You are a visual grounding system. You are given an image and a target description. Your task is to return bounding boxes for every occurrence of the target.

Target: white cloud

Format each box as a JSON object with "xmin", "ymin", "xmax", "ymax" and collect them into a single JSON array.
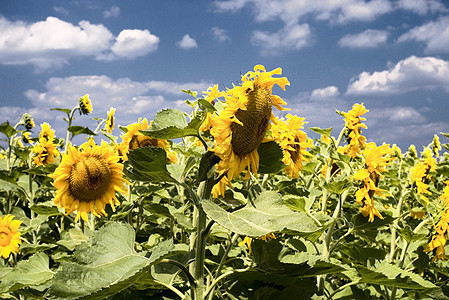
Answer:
[
  {"xmin": 251, "ymin": 23, "xmax": 312, "ymax": 55},
  {"xmin": 396, "ymin": 0, "xmax": 447, "ymax": 15},
  {"xmin": 21, "ymin": 75, "xmax": 212, "ymax": 138},
  {"xmin": 53, "ymin": 6, "xmax": 69, "ymax": 16},
  {"xmin": 110, "ymin": 29, "xmax": 159, "ymax": 59},
  {"xmin": 177, "ymin": 34, "xmax": 198, "ymax": 49},
  {"xmin": 310, "ymin": 86, "xmax": 340, "ymax": 100},
  {"xmin": 398, "ymin": 16, "xmax": 449, "ymax": 54},
  {"xmin": 103, "ymin": 6, "xmax": 121, "ymax": 18},
  {"xmin": 347, "ymin": 56, "xmax": 449, "ymax": 95},
  {"xmin": 338, "ymin": 29, "xmax": 389, "ymax": 48},
  {"xmin": 212, "ymin": 27, "xmax": 230, "ymax": 42},
  {"xmin": 214, "ymin": 0, "xmax": 393, "ymax": 25},
  {"xmin": 0, "ymin": 16, "xmax": 160, "ymax": 71}
]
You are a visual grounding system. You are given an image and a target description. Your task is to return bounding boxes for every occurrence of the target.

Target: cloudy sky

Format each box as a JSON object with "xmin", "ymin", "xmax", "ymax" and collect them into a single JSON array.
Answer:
[{"xmin": 1, "ymin": 0, "xmax": 449, "ymax": 150}]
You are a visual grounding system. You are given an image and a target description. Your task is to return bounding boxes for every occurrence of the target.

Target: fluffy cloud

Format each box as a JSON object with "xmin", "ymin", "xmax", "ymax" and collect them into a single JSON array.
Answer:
[
  {"xmin": 103, "ymin": 6, "xmax": 121, "ymax": 18},
  {"xmin": 310, "ymin": 86, "xmax": 340, "ymax": 100},
  {"xmin": 338, "ymin": 29, "xmax": 389, "ymax": 48},
  {"xmin": 214, "ymin": 0, "xmax": 393, "ymax": 25},
  {"xmin": 20, "ymin": 75, "xmax": 212, "ymax": 138},
  {"xmin": 347, "ymin": 56, "xmax": 449, "ymax": 95},
  {"xmin": 251, "ymin": 23, "xmax": 312, "ymax": 55},
  {"xmin": 212, "ymin": 27, "xmax": 230, "ymax": 42},
  {"xmin": 0, "ymin": 16, "xmax": 160, "ymax": 71},
  {"xmin": 396, "ymin": 0, "xmax": 447, "ymax": 15},
  {"xmin": 110, "ymin": 29, "xmax": 159, "ymax": 59},
  {"xmin": 177, "ymin": 34, "xmax": 198, "ymax": 49},
  {"xmin": 398, "ymin": 16, "xmax": 449, "ymax": 54}
]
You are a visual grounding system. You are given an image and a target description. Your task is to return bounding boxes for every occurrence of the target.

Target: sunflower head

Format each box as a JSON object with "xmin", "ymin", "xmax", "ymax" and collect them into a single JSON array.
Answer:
[
  {"xmin": 105, "ymin": 107, "xmax": 116, "ymax": 133},
  {"xmin": 0, "ymin": 214, "xmax": 22, "ymax": 259},
  {"xmin": 120, "ymin": 118, "xmax": 176, "ymax": 163},
  {"xmin": 210, "ymin": 65, "xmax": 290, "ymax": 196},
  {"xmin": 32, "ymin": 137, "xmax": 59, "ymax": 166},
  {"xmin": 21, "ymin": 113, "xmax": 35, "ymax": 131},
  {"xmin": 21, "ymin": 131, "xmax": 32, "ymax": 144},
  {"xmin": 39, "ymin": 122, "xmax": 55, "ymax": 141},
  {"xmin": 79, "ymin": 94, "xmax": 93, "ymax": 115},
  {"xmin": 50, "ymin": 139, "xmax": 128, "ymax": 222}
]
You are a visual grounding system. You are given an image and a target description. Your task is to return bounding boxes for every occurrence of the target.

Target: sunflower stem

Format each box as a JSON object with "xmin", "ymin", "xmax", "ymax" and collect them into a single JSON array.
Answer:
[{"xmin": 64, "ymin": 107, "xmax": 78, "ymax": 154}]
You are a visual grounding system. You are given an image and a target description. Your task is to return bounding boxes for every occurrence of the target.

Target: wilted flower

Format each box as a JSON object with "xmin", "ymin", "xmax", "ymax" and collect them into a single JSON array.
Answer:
[
  {"xmin": 21, "ymin": 113, "xmax": 35, "ymax": 131},
  {"xmin": 105, "ymin": 107, "xmax": 115, "ymax": 133}
]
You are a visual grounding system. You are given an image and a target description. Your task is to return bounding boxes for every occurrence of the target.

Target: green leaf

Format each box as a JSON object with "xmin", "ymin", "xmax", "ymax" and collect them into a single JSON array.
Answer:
[
  {"xmin": 352, "ymin": 213, "xmax": 394, "ymax": 231},
  {"xmin": 140, "ymin": 109, "xmax": 200, "ymax": 139},
  {"xmin": 124, "ymin": 147, "xmax": 178, "ymax": 183},
  {"xmin": 46, "ymin": 223, "xmax": 150, "ymax": 299},
  {"xmin": 280, "ymin": 252, "xmax": 347, "ymax": 277},
  {"xmin": 440, "ymin": 132, "xmax": 449, "ymax": 139},
  {"xmin": 0, "ymin": 178, "xmax": 29, "ymax": 200},
  {"xmin": 68, "ymin": 126, "xmax": 96, "ymax": 138},
  {"xmin": 30, "ymin": 201, "xmax": 61, "ymax": 216},
  {"xmin": 197, "ymin": 99, "xmax": 217, "ymax": 112},
  {"xmin": 322, "ymin": 178, "xmax": 351, "ymax": 194},
  {"xmin": 202, "ymin": 191, "xmax": 325, "ymax": 237},
  {"xmin": 50, "ymin": 108, "xmax": 72, "ymax": 115},
  {"xmin": 181, "ymin": 89, "xmax": 197, "ymax": 98},
  {"xmin": 258, "ymin": 141, "xmax": 285, "ymax": 174},
  {"xmin": 356, "ymin": 261, "xmax": 437, "ymax": 290},
  {"xmin": 0, "ymin": 253, "xmax": 54, "ymax": 293},
  {"xmin": 197, "ymin": 151, "xmax": 220, "ymax": 182},
  {"xmin": 309, "ymin": 127, "xmax": 333, "ymax": 137},
  {"xmin": 0, "ymin": 121, "xmax": 17, "ymax": 138},
  {"xmin": 283, "ymin": 195, "xmax": 306, "ymax": 212}
]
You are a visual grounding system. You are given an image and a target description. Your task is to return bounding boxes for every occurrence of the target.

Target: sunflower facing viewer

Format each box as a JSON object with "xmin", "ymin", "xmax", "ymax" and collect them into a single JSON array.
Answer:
[
  {"xmin": 50, "ymin": 139, "xmax": 128, "ymax": 222},
  {"xmin": 210, "ymin": 65, "xmax": 289, "ymax": 197}
]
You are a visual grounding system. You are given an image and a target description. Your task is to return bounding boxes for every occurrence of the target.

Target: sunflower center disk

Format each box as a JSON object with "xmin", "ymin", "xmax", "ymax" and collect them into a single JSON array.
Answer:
[
  {"xmin": 0, "ymin": 228, "xmax": 12, "ymax": 246},
  {"xmin": 69, "ymin": 156, "xmax": 112, "ymax": 202},
  {"xmin": 129, "ymin": 135, "xmax": 158, "ymax": 150},
  {"xmin": 230, "ymin": 87, "xmax": 272, "ymax": 157}
]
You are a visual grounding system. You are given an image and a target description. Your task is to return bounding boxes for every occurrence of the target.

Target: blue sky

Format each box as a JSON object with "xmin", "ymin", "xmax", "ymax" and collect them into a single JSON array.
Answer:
[{"xmin": 1, "ymin": 0, "xmax": 449, "ymax": 150}]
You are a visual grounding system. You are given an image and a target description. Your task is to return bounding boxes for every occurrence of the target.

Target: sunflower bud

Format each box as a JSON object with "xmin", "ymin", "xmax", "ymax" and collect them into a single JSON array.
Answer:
[{"xmin": 21, "ymin": 113, "xmax": 35, "ymax": 131}]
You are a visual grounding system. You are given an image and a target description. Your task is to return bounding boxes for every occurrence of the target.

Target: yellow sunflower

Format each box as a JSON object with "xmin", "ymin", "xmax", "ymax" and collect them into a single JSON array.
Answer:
[
  {"xmin": 50, "ymin": 139, "xmax": 128, "ymax": 222},
  {"xmin": 0, "ymin": 214, "xmax": 22, "ymax": 259},
  {"xmin": 105, "ymin": 107, "xmax": 116, "ymax": 133},
  {"xmin": 210, "ymin": 65, "xmax": 289, "ymax": 197},
  {"xmin": 39, "ymin": 122, "xmax": 55, "ymax": 141},
  {"xmin": 79, "ymin": 94, "xmax": 93, "ymax": 115},
  {"xmin": 120, "ymin": 118, "xmax": 177, "ymax": 163},
  {"xmin": 342, "ymin": 103, "xmax": 368, "ymax": 158},
  {"xmin": 32, "ymin": 137, "xmax": 59, "ymax": 166},
  {"xmin": 271, "ymin": 114, "xmax": 313, "ymax": 178}
]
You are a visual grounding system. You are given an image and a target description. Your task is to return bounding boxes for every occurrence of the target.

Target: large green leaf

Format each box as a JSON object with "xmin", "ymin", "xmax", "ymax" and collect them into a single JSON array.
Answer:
[
  {"xmin": 257, "ymin": 141, "xmax": 285, "ymax": 174},
  {"xmin": 46, "ymin": 223, "xmax": 150, "ymax": 299},
  {"xmin": 202, "ymin": 191, "xmax": 326, "ymax": 237},
  {"xmin": 140, "ymin": 108, "xmax": 200, "ymax": 139},
  {"xmin": 356, "ymin": 261, "xmax": 437, "ymax": 290},
  {"xmin": 68, "ymin": 126, "xmax": 96, "ymax": 138},
  {"xmin": 0, "ymin": 253, "xmax": 54, "ymax": 293},
  {"xmin": 124, "ymin": 147, "xmax": 178, "ymax": 183},
  {"xmin": 0, "ymin": 121, "xmax": 17, "ymax": 138}
]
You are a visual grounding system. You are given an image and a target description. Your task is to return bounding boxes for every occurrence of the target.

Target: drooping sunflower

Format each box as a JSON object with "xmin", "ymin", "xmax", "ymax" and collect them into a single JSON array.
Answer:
[
  {"xmin": 271, "ymin": 114, "xmax": 313, "ymax": 178},
  {"xmin": 353, "ymin": 142, "xmax": 395, "ymax": 222},
  {"xmin": 0, "ymin": 214, "xmax": 22, "ymax": 259},
  {"xmin": 105, "ymin": 107, "xmax": 116, "ymax": 133},
  {"xmin": 210, "ymin": 65, "xmax": 289, "ymax": 197},
  {"xmin": 342, "ymin": 103, "xmax": 368, "ymax": 158},
  {"xmin": 50, "ymin": 139, "xmax": 128, "ymax": 222},
  {"xmin": 21, "ymin": 112, "xmax": 35, "ymax": 131},
  {"xmin": 120, "ymin": 118, "xmax": 177, "ymax": 163},
  {"xmin": 32, "ymin": 137, "xmax": 59, "ymax": 166},
  {"xmin": 79, "ymin": 94, "xmax": 93, "ymax": 115},
  {"xmin": 410, "ymin": 147, "xmax": 436, "ymax": 202}
]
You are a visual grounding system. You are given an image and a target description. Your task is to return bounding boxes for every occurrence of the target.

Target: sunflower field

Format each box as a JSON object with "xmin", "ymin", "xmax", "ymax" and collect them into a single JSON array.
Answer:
[{"xmin": 1, "ymin": 65, "xmax": 449, "ymax": 299}]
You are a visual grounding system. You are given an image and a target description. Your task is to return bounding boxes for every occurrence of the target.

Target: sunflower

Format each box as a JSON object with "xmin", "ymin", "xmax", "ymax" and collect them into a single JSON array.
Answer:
[
  {"xmin": 271, "ymin": 114, "xmax": 313, "ymax": 178},
  {"xmin": 120, "ymin": 118, "xmax": 177, "ymax": 163},
  {"xmin": 199, "ymin": 84, "xmax": 225, "ymax": 132},
  {"xmin": 79, "ymin": 94, "xmax": 93, "ymax": 115},
  {"xmin": 105, "ymin": 107, "xmax": 116, "ymax": 133},
  {"xmin": 410, "ymin": 147, "xmax": 436, "ymax": 202},
  {"xmin": 32, "ymin": 137, "xmax": 59, "ymax": 166},
  {"xmin": 342, "ymin": 103, "xmax": 368, "ymax": 158},
  {"xmin": 39, "ymin": 122, "xmax": 55, "ymax": 141},
  {"xmin": 50, "ymin": 139, "xmax": 128, "ymax": 222},
  {"xmin": 210, "ymin": 65, "xmax": 289, "ymax": 197},
  {"xmin": 238, "ymin": 233, "xmax": 276, "ymax": 254},
  {"xmin": 21, "ymin": 131, "xmax": 32, "ymax": 144},
  {"xmin": 0, "ymin": 214, "xmax": 22, "ymax": 259},
  {"xmin": 21, "ymin": 112, "xmax": 35, "ymax": 131},
  {"xmin": 353, "ymin": 142, "xmax": 395, "ymax": 222}
]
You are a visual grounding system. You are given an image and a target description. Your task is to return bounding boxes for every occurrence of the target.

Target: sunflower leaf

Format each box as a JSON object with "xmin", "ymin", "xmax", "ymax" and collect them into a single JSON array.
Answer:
[
  {"xmin": 67, "ymin": 126, "xmax": 96, "ymax": 138},
  {"xmin": 124, "ymin": 147, "xmax": 178, "ymax": 183},
  {"xmin": 202, "ymin": 191, "xmax": 328, "ymax": 238},
  {"xmin": 46, "ymin": 223, "xmax": 150, "ymax": 299},
  {"xmin": 0, "ymin": 253, "xmax": 54, "ymax": 293},
  {"xmin": 0, "ymin": 121, "xmax": 17, "ymax": 138},
  {"xmin": 309, "ymin": 127, "xmax": 333, "ymax": 137},
  {"xmin": 258, "ymin": 141, "xmax": 285, "ymax": 174}
]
